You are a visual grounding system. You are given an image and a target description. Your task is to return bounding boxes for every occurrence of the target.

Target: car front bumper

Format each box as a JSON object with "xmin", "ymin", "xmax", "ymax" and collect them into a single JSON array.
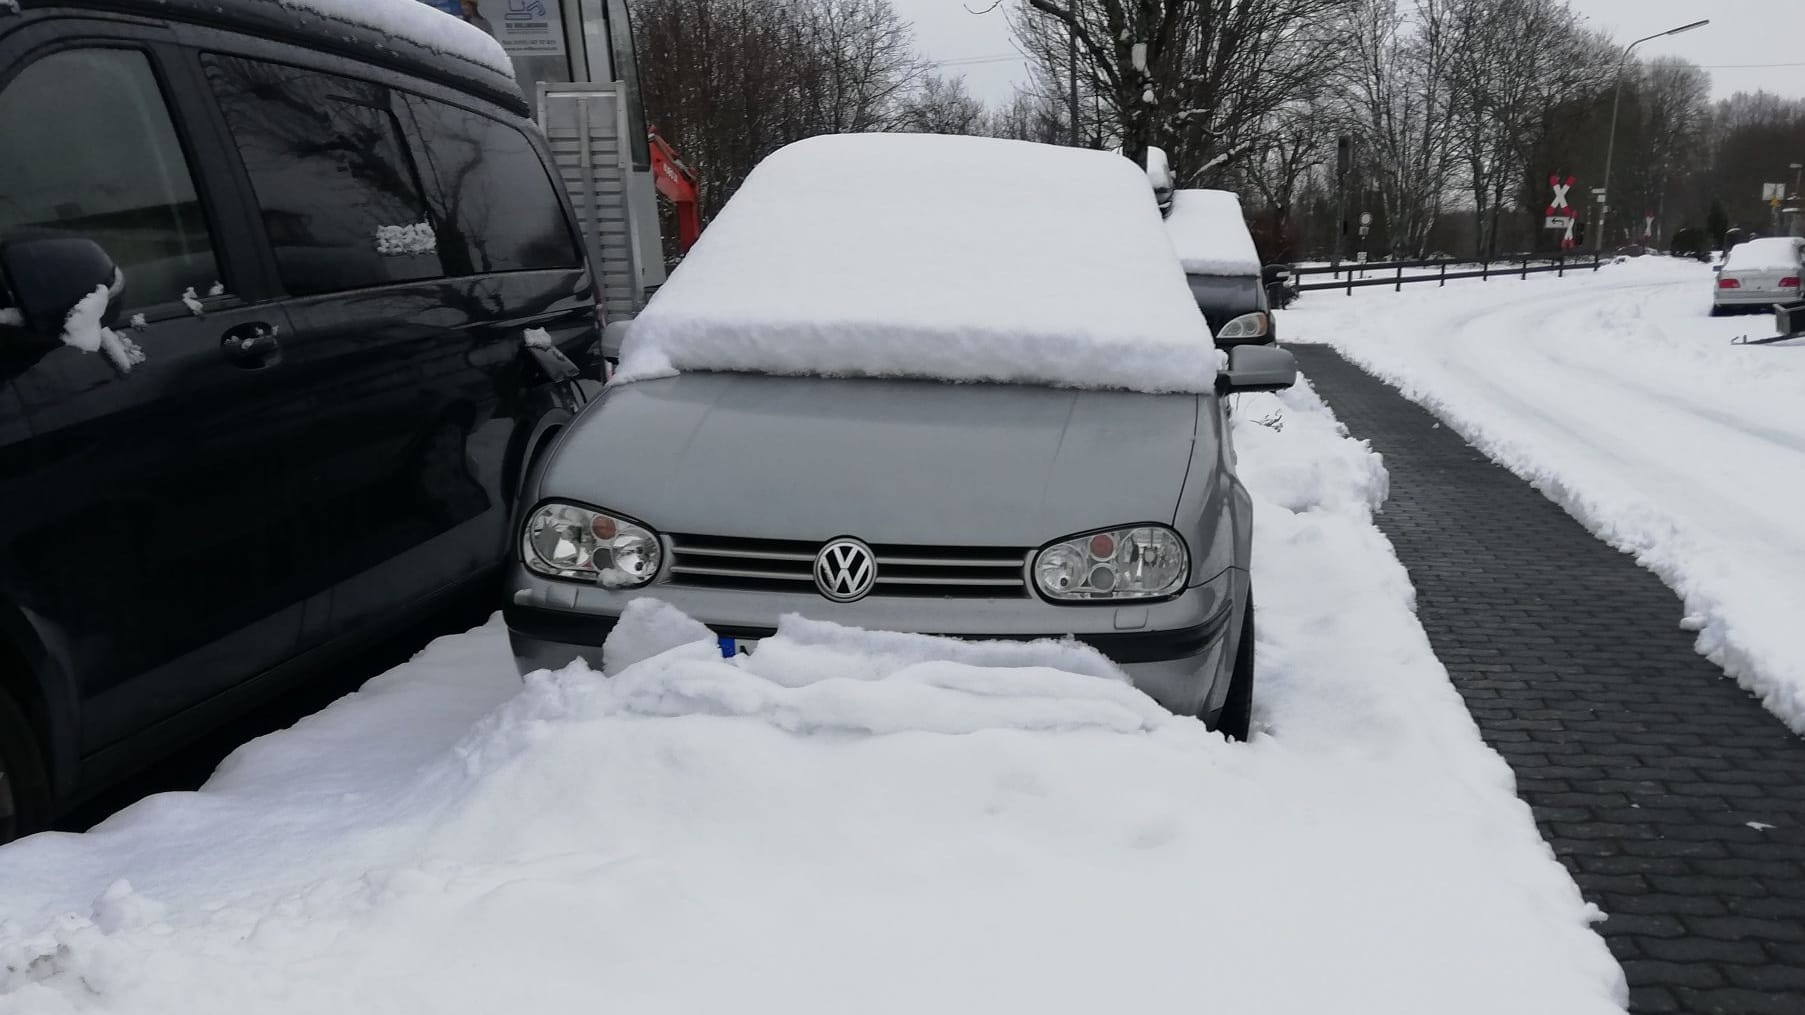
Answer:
[{"xmin": 503, "ymin": 567, "xmax": 1245, "ymax": 719}]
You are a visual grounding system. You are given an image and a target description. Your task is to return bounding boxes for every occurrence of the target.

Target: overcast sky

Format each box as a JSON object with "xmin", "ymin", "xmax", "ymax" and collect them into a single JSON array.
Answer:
[{"xmin": 891, "ymin": 0, "xmax": 1805, "ymax": 107}]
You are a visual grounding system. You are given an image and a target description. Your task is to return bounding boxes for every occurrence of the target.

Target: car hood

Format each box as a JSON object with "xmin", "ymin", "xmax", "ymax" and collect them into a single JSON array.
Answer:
[{"xmin": 543, "ymin": 373, "xmax": 1205, "ymax": 546}]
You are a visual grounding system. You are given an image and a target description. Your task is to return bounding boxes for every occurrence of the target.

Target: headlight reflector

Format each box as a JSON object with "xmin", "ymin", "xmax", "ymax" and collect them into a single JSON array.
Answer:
[
  {"xmin": 1033, "ymin": 526, "xmax": 1187, "ymax": 601},
  {"xmin": 1216, "ymin": 311, "xmax": 1270, "ymax": 342},
  {"xmin": 524, "ymin": 503, "xmax": 661, "ymax": 586}
]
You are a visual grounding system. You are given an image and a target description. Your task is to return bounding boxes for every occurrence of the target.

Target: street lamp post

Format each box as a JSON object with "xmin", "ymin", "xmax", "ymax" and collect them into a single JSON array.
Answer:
[{"xmin": 1597, "ymin": 19, "xmax": 1709, "ymax": 253}]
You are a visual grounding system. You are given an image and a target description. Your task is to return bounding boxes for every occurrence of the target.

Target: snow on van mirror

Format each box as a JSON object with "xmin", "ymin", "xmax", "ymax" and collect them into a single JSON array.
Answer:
[
  {"xmin": 613, "ymin": 134, "xmax": 1218, "ymax": 395},
  {"xmin": 1164, "ymin": 190, "xmax": 1262, "ymax": 277}
]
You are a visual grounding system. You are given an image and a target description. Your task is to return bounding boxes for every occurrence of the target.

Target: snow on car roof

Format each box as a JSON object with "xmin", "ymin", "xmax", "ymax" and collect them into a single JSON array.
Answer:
[
  {"xmin": 1722, "ymin": 236, "xmax": 1805, "ymax": 271},
  {"xmin": 1164, "ymin": 189, "xmax": 1262, "ymax": 277},
  {"xmin": 275, "ymin": 0, "xmax": 512, "ymax": 79},
  {"xmin": 615, "ymin": 133, "xmax": 1218, "ymax": 395}
]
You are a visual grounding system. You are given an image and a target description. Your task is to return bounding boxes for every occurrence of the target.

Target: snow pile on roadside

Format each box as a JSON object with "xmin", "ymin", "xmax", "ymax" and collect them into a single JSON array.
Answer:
[
  {"xmin": 0, "ymin": 386, "xmax": 1623, "ymax": 1015},
  {"xmin": 273, "ymin": 0, "xmax": 511, "ymax": 78},
  {"xmin": 1284, "ymin": 255, "xmax": 1805, "ymax": 732},
  {"xmin": 1164, "ymin": 189, "xmax": 1262, "ymax": 276},
  {"xmin": 617, "ymin": 134, "xmax": 1218, "ymax": 394}
]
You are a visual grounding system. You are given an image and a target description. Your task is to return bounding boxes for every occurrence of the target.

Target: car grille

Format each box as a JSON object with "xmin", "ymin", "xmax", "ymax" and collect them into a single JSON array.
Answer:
[{"xmin": 665, "ymin": 534, "xmax": 1032, "ymax": 599}]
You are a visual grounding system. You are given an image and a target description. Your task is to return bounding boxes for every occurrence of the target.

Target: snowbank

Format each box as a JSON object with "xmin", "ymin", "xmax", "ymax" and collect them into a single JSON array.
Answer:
[
  {"xmin": 1287, "ymin": 255, "xmax": 1805, "ymax": 733},
  {"xmin": 615, "ymin": 134, "xmax": 1217, "ymax": 394},
  {"xmin": 274, "ymin": 0, "xmax": 512, "ymax": 79},
  {"xmin": 1164, "ymin": 189, "xmax": 1262, "ymax": 276},
  {"xmin": 1722, "ymin": 236, "xmax": 1803, "ymax": 271},
  {"xmin": 0, "ymin": 386, "xmax": 1624, "ymax": 1015}
]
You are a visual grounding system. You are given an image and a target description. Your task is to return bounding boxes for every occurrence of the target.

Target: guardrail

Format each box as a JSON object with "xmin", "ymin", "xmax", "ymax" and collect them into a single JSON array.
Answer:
[{"xmin": 1293, "ymin": 254, "xmax": 1604, "ymax": 295}]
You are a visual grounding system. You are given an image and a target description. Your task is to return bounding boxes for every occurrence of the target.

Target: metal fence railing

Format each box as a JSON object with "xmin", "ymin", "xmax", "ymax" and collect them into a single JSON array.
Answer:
[{"xmin": 1292, "ymin": 253, "xmax": 1604, "ymax": 295}]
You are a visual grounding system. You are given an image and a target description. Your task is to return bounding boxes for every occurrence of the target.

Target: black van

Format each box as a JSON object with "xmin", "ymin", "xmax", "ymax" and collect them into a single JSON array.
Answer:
[{"xmin": 0, "ymin": 0, "xmax": 602, "ymax": 841}]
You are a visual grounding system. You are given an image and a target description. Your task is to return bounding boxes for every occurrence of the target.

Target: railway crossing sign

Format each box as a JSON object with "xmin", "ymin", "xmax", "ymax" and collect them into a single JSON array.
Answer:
[
  {"xmin": 1545, "ymin": 175, "xmax": 1577, "ymax": 231},
  {"xmin": 1545, "ymin": 175, "xmax": 1578, "ymax": 247}
]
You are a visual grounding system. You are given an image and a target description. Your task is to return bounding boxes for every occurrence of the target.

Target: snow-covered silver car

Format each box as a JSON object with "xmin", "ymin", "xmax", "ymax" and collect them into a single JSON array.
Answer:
[
  {"xmin": 1713, "ymin": 236, "xmax": 1804, "ymax": 314},
  {"xmin": 504, "ymin": 135, "xmax": 1297, "ymax": 737}
]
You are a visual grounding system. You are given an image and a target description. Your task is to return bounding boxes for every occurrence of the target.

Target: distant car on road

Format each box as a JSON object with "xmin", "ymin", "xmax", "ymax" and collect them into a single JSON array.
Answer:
[
  {"xmin": 1712, "ymin": 236, "xmax": 1805, "ymax": 315},
  {"xmin": 506, "ymin": 134, "xmax": 1298, "ymax": 739},
  {"xmin": 1164, "ymin": 190, "xmax": 1277, "ymax": 346},
  {"xmin": 0, "ymin": 0, "xmax": 601, "ymax": 843}
]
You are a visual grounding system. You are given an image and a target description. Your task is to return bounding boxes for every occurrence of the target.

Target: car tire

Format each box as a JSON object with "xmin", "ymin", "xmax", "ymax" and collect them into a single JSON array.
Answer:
[
  {"xmin": 1709, "ymin": 304, "xmax": 1726, "ymax": 317},
  {"xmin": 1213, "ymin": 597, "xmax": 1255, "ymax": 741},
  {"xmin": 0, "ymin": 688, "xmax": 51, "ymax": 845}
]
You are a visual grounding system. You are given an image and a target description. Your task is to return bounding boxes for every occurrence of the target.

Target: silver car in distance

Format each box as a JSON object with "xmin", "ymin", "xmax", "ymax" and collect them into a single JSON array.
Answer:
[{"xmin": 504, "ymin": 135, "xmax": 1299, "ymax": 738}]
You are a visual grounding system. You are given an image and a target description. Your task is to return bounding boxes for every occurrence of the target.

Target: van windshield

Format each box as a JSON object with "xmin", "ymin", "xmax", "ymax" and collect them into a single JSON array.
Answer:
[{"xmin": 1188, "ymin": 272, "xmax": 1261, "ymax": 310}]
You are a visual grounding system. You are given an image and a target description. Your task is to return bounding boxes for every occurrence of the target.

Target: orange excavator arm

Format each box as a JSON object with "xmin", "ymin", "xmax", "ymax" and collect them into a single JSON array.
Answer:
[{"xmin": 649, "ymin": 128, "xmax": 701, "ymax": 253}]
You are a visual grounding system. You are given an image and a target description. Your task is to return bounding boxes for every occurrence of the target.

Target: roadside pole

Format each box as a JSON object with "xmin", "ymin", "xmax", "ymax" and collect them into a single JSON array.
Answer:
[{"xmin": 1333, "ymin": 135, "xmax": 1350, "ymax": 275}]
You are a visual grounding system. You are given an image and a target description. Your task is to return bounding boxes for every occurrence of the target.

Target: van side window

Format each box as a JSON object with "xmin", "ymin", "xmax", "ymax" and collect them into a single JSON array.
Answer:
[
  {"xmin": 202, "ymin": 55, "xmax": 443, "ymax": 296},
  {"xmin": 0, "ymin": 49, "xmax": 220, "ymax": 312},
  {"xmin": 398, "ymin": 96, "xmax": 583, "ymax": 275}
]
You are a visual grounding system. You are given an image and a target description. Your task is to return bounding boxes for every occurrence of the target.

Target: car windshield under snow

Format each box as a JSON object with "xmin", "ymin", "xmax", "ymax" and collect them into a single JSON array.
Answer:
[
  {"xmin": 613, "ymin": 133, "xmax": 1218, "ymax": 395},
  {"xmin": 1722, "ymin": 237, "xmax": 1804, "ymax": 272},
  {"xmin": 1164, "ymin": 189, "xmax": 1262, "ymax": 278}
]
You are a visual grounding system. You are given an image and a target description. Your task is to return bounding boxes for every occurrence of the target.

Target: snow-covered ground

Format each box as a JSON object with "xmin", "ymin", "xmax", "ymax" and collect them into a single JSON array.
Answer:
[
  {"xmin": 1282, "ymin": 255, "xmax": 1805, "ymax": 733},
  {"xmin": 0, "ymin": 386, "xmax": 1624, "ymax": 1014}
]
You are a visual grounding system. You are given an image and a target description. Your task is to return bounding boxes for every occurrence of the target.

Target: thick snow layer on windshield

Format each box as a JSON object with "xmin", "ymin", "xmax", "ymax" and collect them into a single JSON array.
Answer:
[
  {"xmin": 1290, "ymin": 255, "xmax": 1805, "ymax": 733},
  {"xmin": 273, "ymin": 0, "xmax": 511, "ymax": 78},
  {"xmin": 1165, "ymin": 189, "xmax": 1262, "ymax": 277},
  {"xmin": 0, "ymin": 385, "xmax": 1624, "ymax": 1015},
  {"xmin": 1722, "ymin": 236, "xmax": 1804, "ymax": 272},
  {"xmin": 616, "ymin": 134, "xmax": 1218, "ymax": 394}
]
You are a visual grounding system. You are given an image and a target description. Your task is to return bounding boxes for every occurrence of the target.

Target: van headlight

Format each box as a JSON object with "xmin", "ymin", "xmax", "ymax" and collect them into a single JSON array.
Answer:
[
  {"xmin": 1033, "ymin": 526, "xmax": 1188, "ymax": 601},
  {"xmin": 1216, "ymin": 312, "xmax": 1270, "ymax": 342},
  {"xmin": 523, "ymin": 502, "xmax": 661, "ymax": 587}
]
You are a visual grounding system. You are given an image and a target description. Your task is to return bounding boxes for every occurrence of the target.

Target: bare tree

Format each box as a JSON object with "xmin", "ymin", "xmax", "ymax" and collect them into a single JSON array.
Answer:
[
  {"xmin": 790, "ymin": 0, "xmax": 925, "ymax": 134},
  {"xmin": 635, "ymin": 0, "xmax": 923, "ymax": 218},
  {"xmin": 984, "ymin": 87, "xmax": 1070, "ymax": 144},
  {"xmin": 1336, "ymin": 0, "xmax": 1461, "ymax": 256},
  {"xmin": 896, "ymin": 74, "xmax": 988, "ymax": 135},
  {"xmin": 1444, "ymin": 0, "xmax": 1612, "ymax": 256},
  {"xmin": 1164, "ymin": 0, "xmax": 1354, "ymax": 186},
  {"xmin": 1014, "ymin": 0, "xmax": 1353, "ymax": 181},
  {"xmin": 1016, "ymin": 0, "xmax": 1187, "ymax": 167},
  {"xmin": 1616, "ymin": 56, "xmax": 1711, "ymax": 242}
]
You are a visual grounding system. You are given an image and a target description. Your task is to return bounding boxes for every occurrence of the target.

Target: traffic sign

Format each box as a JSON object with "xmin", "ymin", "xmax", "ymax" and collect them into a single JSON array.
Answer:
[{"xmin": 1547, "ymin": 175, "xmax": 1575, "ymax": 214}]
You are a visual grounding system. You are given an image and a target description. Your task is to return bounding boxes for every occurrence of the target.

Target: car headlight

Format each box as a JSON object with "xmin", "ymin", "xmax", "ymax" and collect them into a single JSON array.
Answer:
[
  {"xmin": 523, "ymin": 502, "xmax": 661, "ymax": 587},
  {"xmin": 1216, "ymin": 312, "xmax": 1270, "ymax": 342},
  {"xmin": 1033, "ymin": 526, "xmax": 1188, "ymax": 601}
]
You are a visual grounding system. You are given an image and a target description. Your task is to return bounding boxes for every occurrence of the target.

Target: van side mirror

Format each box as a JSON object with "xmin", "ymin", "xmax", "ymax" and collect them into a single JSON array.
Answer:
[
  {"xmin": 1220, "ymin": 344, "xmax": 1298, "ymax": 394},
  {"xmin": 0, "ymin": 237, "xmax": 121, "ymax": 336}
]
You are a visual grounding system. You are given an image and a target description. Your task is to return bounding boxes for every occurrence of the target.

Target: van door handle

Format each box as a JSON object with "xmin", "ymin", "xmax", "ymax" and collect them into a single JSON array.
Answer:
[{"xmin": 221, "ymin": 323, "xmax": 281, "ymax": 368}]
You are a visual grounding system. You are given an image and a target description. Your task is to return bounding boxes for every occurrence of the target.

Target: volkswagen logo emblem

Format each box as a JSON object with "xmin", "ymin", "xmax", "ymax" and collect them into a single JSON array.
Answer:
[{"xmin": 814, "ymin": 537, "xmax": 877, "ymax": 602}]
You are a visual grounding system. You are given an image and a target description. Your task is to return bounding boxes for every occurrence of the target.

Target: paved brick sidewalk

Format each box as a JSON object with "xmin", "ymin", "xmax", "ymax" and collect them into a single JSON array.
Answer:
[{"xmin": 1289, "ymin": 344, "xmax": 1805, "ymax": 1015}]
